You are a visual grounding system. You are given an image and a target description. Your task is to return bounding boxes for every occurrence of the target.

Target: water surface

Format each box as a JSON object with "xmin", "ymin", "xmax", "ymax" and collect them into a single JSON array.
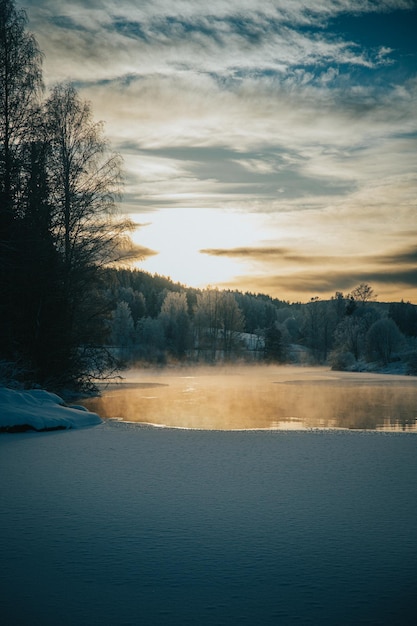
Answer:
[{"xmin": 82, "ymin": 366, "xmax": 417, "ymax": 431}]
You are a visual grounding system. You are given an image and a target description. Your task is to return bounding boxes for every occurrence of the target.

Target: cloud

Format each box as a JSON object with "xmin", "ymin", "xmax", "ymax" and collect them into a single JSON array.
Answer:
[
  {"xmin": 222, "ymin": 267, "xmax": 417, "ymax": 301},
  {"xmin": 24, "ymin": 0, "xmax": 414, "ymax": 85},
  {"xmin": 200, "ymin": 243, "xmax": 417, "ymax": 268},
  {"xmin": 82, "ymin": 69, "xmax": 416, "ymax": 219},
  {"xmin": 206, "ymin": 242, "xmax": 417, "ymax": 300},
  {"xmin": 374, "ymin": 245, "xmax": 417, "ymax": 267},
  {"xmin": 19, "ymin": 0, "xmax": 417, "ymax": 302}
]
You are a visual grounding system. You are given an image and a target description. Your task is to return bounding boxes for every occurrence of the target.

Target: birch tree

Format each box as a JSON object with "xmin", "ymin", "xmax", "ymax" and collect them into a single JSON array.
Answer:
[
  {"xmin": 45, "ymin": 83, "xmax": 134, "ymax": 289},
  {"xmin": 42, "ymin": 83, "xmax": 137, "ymax": 386}
]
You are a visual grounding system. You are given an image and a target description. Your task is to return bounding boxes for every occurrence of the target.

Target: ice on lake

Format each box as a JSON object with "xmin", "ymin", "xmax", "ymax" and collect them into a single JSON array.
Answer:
[{"xmin": 1, "ymin": 422, "xmax": 416, "ymax": 625}]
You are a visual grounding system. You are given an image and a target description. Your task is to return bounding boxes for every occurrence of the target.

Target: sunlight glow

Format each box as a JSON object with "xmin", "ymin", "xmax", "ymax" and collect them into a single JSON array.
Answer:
[{"xmin": 131, "ymin": 208, "xmax": 264, "ymax": 288}]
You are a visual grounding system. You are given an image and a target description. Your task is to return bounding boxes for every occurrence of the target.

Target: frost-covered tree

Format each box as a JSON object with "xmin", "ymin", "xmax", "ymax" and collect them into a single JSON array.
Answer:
[
  {"xmin": 118, "ymin": 287, "xmax": 146, "ymax": 324},
  {"xmin": 366, "ymin": 318, "xmax": 403, "ymax": 365},
  {"xmin": 334, "ymin": 305, "xmax": 380, "ymax": 361},
  {"xmin": 111, "ymin": 301, "xmax": 135, "ymax": 362},
  {"xmin": 136, "ymin": 317, "xmax": 165, "ymax": 363},
  {"xmin": 194, "ymin": 289, "xmax": 244, "ymax": 360},
  {"xmin": 194, "ymin": 288, "xmax": 222, "ymax": 360},
  {"xmin": 218, "ymin": 291, "xmax": 244, "ymax": 358},
  {"xmin": 159, "ymin": 291, "xmax": 191, "ymax": 358}
]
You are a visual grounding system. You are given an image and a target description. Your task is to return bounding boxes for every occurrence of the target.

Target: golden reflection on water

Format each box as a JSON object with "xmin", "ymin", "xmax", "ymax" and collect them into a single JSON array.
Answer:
[{"xmin": 81, "ymin": 366, "xmax": 417, "ymax": 431}]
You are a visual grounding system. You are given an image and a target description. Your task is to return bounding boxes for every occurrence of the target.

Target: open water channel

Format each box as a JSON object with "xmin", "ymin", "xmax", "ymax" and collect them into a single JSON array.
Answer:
[{"xmin": 82, "ymin": 365, "xmax": 417, "ymax": 431}]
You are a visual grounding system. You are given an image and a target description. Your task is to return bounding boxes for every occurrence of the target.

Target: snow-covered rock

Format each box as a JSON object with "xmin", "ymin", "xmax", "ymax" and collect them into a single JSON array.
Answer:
[{"xmin": 0, "ymin": 387, "xmax": 102, "ymax": 432}]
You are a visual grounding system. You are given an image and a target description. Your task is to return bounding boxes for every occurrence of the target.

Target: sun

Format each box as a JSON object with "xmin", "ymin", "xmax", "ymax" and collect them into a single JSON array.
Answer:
[{"xmin": 130, "ymin": 208, "xmax": 261, "ymax": 288}]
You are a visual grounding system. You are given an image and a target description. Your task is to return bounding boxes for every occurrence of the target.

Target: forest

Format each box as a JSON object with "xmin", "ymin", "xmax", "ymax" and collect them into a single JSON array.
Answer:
[
  {"xmin": 99, "ymin": 270, "xmax": 417, "ymax": 374},
  {"xmin": 1, "ymin": 0, "xmax": 416, "ymax": 393}
]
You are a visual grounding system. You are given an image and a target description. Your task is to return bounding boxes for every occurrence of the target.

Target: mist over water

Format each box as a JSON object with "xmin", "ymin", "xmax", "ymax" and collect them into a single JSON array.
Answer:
[{"xmin": 82, "ymin": 366, "xmax": 417, "ymax": 431}]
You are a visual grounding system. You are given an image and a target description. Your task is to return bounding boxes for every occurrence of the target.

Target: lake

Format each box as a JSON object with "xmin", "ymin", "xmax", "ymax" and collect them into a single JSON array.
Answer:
[
  {"xmin": 2, "ymin": 366, "xmax": 417, "ymax": 625},
  {"xmin": 81, "ymin": 366, "xmax": 417, "ymax": 431}
]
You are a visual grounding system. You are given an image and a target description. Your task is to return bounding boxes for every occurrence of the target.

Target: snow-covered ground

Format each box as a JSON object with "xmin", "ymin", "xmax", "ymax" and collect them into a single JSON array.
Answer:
[
  {"xmin": 0, "ymin": 387, "xmax": 101, "ymax": 431},
  {"xmin": 1, "ymin": 421, "xmax": 416, "ymax": 625}
]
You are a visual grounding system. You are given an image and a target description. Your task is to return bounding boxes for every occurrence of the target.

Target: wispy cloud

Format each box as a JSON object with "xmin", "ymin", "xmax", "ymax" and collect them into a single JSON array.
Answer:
[
  {"xmin": 224, "ymin": 267, "xmax": 417, "ymax": 300},
  {"xmin": 207, "ymin": 243, "xmax": 417, "ymax": 299},
  {"xmin": 201, "ymin": 244, "xmax": 417, "ymax": 268},
  {"xmin": 25, "ymin": 0, "xmax": 415, "ymax": 81}
]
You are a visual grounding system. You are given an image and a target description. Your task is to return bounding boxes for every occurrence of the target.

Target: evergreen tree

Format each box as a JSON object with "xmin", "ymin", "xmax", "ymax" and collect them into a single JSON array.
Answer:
[
  {"xmin": 0, "ymin": 0, "xmax": 43, "ymax": 365},
  {"xmin": 264, "ymin": 323, "xmax": 285, "ymax": 362},
  {"xmin": 0, "ymin": 0, "xmax": 43, "ymax": 222}
]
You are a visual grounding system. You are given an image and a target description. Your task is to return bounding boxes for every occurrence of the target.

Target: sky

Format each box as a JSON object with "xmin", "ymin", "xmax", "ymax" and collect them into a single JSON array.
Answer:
[{"xmin": 20, "ymin": 0, "xmax": 417, "ymax": 303}]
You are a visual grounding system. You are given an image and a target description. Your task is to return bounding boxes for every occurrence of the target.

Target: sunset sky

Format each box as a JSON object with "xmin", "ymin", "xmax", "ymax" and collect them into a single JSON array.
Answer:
[{"xmin": 20, "ymin": 0, "xmax": 417, "ymax": 303}]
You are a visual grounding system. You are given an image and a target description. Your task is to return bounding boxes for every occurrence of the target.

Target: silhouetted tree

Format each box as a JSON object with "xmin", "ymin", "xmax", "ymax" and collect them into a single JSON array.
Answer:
[
  {"xmin": 18, "ymin": 140, "xmax": 68, "ymax": 381},
  {"xmin": 350, "ymin": 283, "xmax": 377, "ymax": 304},
  {"xmin": 0, "ymin": 0, "xmax": 43, "ymax": 364},
  {"xmin": 41, "ymin": 83, "xmax": 137, "ymax": 385},
  {"xmin": 0, "ymin": 0, "xmax": 42, "ymax": 222}
]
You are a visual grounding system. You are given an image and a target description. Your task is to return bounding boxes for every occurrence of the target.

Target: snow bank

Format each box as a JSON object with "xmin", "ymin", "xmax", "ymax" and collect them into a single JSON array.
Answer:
[{"xmin": 0, "ymin": 387, "xmax": 102, "ymax": 432}]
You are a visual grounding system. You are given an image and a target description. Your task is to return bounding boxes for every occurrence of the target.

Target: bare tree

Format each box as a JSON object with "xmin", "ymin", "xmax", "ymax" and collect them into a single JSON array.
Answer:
[
  {"xmin": 41, "ymin": 83, "xmax": 138, "ymax": 387},
  {"xmin": 44, "ymin": 83, "xmax": 135, "ymax": 287},
  {"xmin": 350, "ymin": 283, "xmax": 377, "ymax": 304}
]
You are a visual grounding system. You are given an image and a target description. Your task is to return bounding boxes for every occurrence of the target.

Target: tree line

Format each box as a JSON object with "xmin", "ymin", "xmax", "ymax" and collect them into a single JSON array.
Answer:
[
  {"xmin": 0, "ymin": 0, "xmax": 137, "ymax": 390},
  {"xmin": 103, "ymin": 270, "xmax": 417, "ymax": 374}
]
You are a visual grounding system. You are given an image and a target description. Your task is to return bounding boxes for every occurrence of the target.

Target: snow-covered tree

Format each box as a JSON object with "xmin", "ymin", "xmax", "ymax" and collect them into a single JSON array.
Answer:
[
  {"xmin": 111, "ymin": 301, "xmax": 135, "ymax": 362},
  {"xmin": 159, "ymin": 291, "xmax": 191, "ymax": 358},
  {"xmin": 366, "ymin": 318, "xmax": 403, "ymax": 365},
  {"xmin": 194, "ymin": 289, "xmax": 244, "ymax": 360}
]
